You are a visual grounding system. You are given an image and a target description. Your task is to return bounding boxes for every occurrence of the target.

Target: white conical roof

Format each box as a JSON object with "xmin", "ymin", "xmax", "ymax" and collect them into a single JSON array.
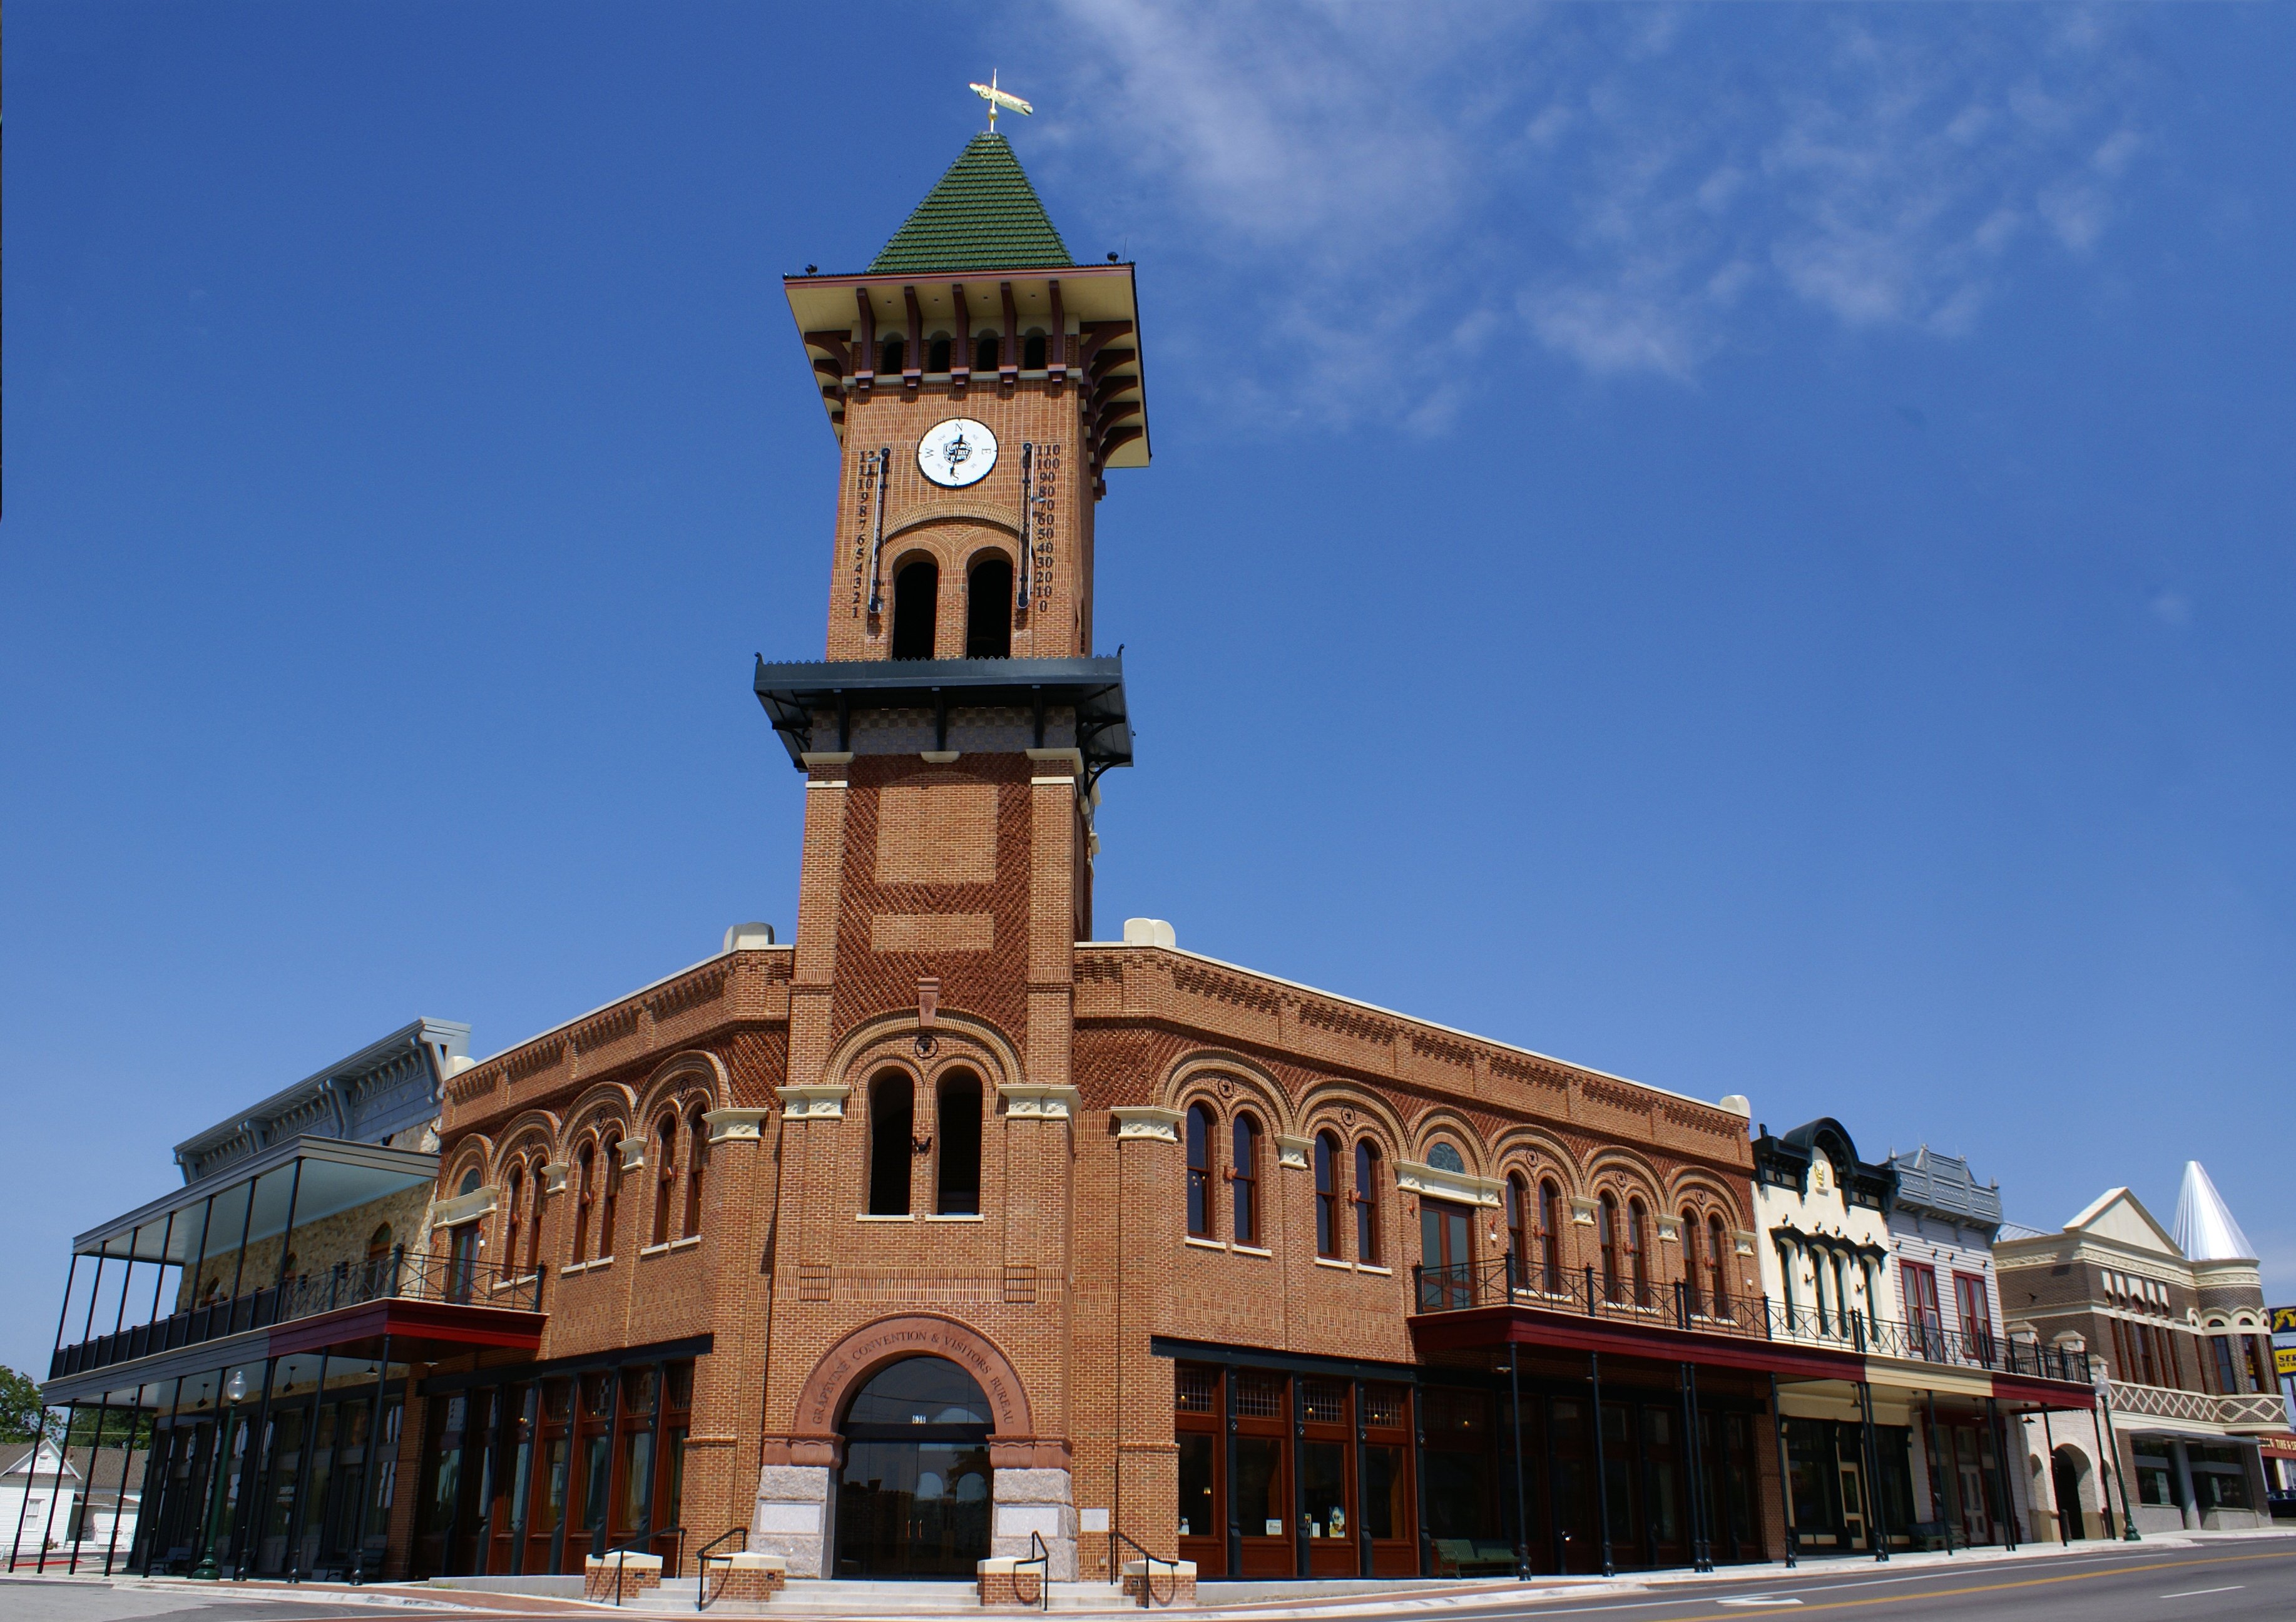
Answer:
[{"xmin": 2171, "ymin": 1161, "xmax": 2255, "ymax": 1262}]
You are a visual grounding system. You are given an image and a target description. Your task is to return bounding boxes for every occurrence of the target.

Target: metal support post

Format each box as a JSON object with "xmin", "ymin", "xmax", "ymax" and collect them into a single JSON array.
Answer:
[
  {"xmin": 1921, "ymin": 1392, "xmax": 1954, "ymax": 1554},
  {"xmin": 1681, "ymin": 1362, "xmax": 1712, "ymax": 1571},
  {"xmin": 1856, "ymin": 1380, "xmax": 1888, "ymax": 1561},
  {"xmin": 353, "ymin": 1335, "xmax": 394, "ymax": 1584},
  {"xmin": 9, "ymin": 1405, "xmax": 53, "ymax": 1571},
  {"xmin": 283, "ymin": 1350, "xmax": 330, "ymax": 1579},
  {"xmin": 1507, "ymin": 1353, "xmax": 1529, "ymax": 1578},
  {"xmin": 2098, "ymin": 1385, "xmax": 2138, "ymax": 1541},
  {"xmin": 69, "ymin": 1396, "xmax": 113, "ymax": 1573},
  {"xmin": 1588, "ymin": 1350, "xmax": 1614, "ymax": 1577},
  {"xmin": 1768, "ymin": 1373, "xmax": 1795, "ymax": 1569},
  {"xmin": 1984, "ymin": 1397, "xmax": 2017, "ymax": 1551},
  {"xmin": 2088, "ymin": 1400, "xmax": 2123, "ymax": 1541}
]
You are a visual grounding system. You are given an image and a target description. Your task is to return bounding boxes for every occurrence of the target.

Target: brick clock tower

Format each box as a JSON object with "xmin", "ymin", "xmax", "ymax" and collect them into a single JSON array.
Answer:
[{"xmin": 748, "ymin": 130, "xmax": 1148, "ymax": 1574}]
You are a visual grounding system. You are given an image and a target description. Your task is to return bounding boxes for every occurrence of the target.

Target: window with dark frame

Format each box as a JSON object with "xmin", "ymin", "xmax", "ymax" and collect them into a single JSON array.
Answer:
[
  {"xmin": 1230, "ymin": 1113, "xmax": 1263, "ymax": 1246},
  {"xmin": 868, "ymin": 1071, "xmax": 914, "ymax": 1216},
  {"xmin": 1354, "ymin": 1140, "xmax": 1381, "ymax": 1263},
  {"xmin": 652, "ymin": 1115, "xmax": 677, "ymax": 1247},
  {"xmin": 1186, "ymin": 1103, "xmax": 1216, "ymax": 1238},
  {"xmin": 685, "ymin": 1109, "xmax": 707, "ymax": 1237},
  {"xmin": 1314, "ymin": 1131, "xmax": 1342, "ymax": 1258}
]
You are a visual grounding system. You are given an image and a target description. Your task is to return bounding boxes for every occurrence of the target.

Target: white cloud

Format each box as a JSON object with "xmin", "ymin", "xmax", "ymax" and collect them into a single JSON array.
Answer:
[{"xmin": 1041, "ymin": 2, "xmax": 2152, "ymax": 408}]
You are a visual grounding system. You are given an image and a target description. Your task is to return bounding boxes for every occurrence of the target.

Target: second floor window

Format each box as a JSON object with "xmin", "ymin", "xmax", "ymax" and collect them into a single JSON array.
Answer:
[
  {"xmin": 1353, "ymin": 1140, "xmax": 1380, "ymax": 1263},
  {"xmin": 1538, "ymin": 1181, "xmax": 1563, "ymax": 1292},
  {"xmin": 1707, "ymin": 1215, "xmax": 1730, "ymax": 1310},
  {"xmin": 1598, "ymin": 1194, "xmax": 1620, "ymax": 1302},
  {"xmin": 1186, "ymin": 1104, "xmax": 1215, "ymax": 1238},
  {"xmin": 1314, "ymin": 1132, "xmax": 1342, "ymax": 1258},
  {"xmin": 685, "ymin": 1109, "xmax": 708, "ymax": 1237},
  {"xmin": 1230, "ymin": 1114, "xmax": 1263, "ymax": 1246},
  {"xmin": 573, "ymin": 1144, "xmax": 596, "ymax": 1264},
  {"xmin": 652, "ymin": 1116, "xmax": 678, "ymax": 1246}
]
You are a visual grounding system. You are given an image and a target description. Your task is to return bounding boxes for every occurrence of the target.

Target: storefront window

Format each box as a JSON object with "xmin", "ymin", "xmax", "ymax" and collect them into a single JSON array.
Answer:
[
  {"xmin": 1302, "ymin": 1442, "xmax": 1347, "ymax": 1539},
  {"xmin": 1234, "ymin": 1438, "xmax": 1284, "ymax": 1538},
  {"xmin": 1361, "ymin": 1446, "xmax": 1406, "ymax": 1541},
  {"xmin": 1176, "ymin": 1435, "xmax": 1214, "ymax": 1539}
]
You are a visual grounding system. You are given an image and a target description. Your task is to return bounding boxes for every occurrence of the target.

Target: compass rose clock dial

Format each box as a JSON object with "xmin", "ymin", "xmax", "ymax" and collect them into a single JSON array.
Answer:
[{"xmin": 917, "ymin": 417, "xmax": 998, "ymax": 489}]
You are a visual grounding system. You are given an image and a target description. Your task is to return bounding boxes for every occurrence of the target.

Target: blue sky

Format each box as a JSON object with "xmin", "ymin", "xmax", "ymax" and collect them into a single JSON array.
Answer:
[{"xmin": 6, "ymin": 3, "xmax": 2293, "ymax": 1375}]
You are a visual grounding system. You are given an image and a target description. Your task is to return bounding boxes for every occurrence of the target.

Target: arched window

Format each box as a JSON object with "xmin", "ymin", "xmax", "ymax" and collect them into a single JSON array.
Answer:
[
  {"xmin": 966, "ymin": 556, "xmax": 1013, "ymax": 658},
  {"xmin": 1538, "ymin": 1181, "xmax": 1563, "ymax": 1293},
  {"xmin": 869, "ymin": 1071, "xmax": 914, "ymax": 1216},
  {"xmin": 458, "ymin": 1168, "xmax": 481, "ymax": 1197},
  {"xmin": 1832, "ymin": 1253, "xmax": 1850, "ymax": 1337},
  {"xmin": 526, "ymin": 1158, "xmax": 546, "ymax": 1273},
  {"xmin": 369, "ymin": 1223, "xmax": 393, "ymax": 1262},
  {"xmin": 936, "ymin": 1071, "xmax": 982, "ymax": 1216},
  {"xmin": 1505, "ymin": 1175, "xmax": 1529, "ymax": 1288},
  {"xmin": 1022, "ymin": 328, "xmax": 1048, "ymax": 370},
  {"xmin": 1353, "ymin": 1140, "xmax": 1380, "ymax": 1263},
  {"xmin": 1707, "ymin": 1215, "xmax": 1730, "ymax": 1312},
  {"xmin": 1681, "ymin": 1206, "xmax": 1703, "ymax": 1315},
  {"xmin": 1598, "ymin": 1193, "xmax": 1620, "ymax": 1303},
  {"xmin": 652, "ymin": 1114, "xmax": 678, "ymax": 1247},
  {"xmin": 892, "ymin": 557, "xmax": 939, "ymax": 660},
  {"xmin": 685, "ymin": 1109, "xmax": 708, "ymax": 1237},
  {"xmin": 573, "ymin": 1143, "xmax": 596, "ymax": 1264},
  {"xmin": 1185, "ymin": 1104, "xmax": 1215, "ymax": 1238},
  {"xmin": 926, "ymin": 332, "xmax": 952, "ymax": 373},
  {"xmin": 1313, "ymin": 1132, "xmax": 1342, "ymax": 1258},
  {"xmin": 1628, "ymin": 1199, "xmax": 1649, "ymax": 1307},
  {"xmin": 880, "ymin": 334, "xmax": 906, "ymax": 375},
  {"xmin": 1427, "ymin": 1141, "xmax": 1466, "ymax": 1174},
  {"xmin": 1230, "ymin": 1114, "xmax": 1263, "ymax": 1246},
  {"xmin": 975, "ymin": 332, "xmax": 1000, "ymax": 374},
  {"xmin": 503, "ymin": 1163, "xmax": 524, "ymax": 1278},
  {"xmin": 600, "ymin": 1133, "xmax": 623, "ymax": 1258}
]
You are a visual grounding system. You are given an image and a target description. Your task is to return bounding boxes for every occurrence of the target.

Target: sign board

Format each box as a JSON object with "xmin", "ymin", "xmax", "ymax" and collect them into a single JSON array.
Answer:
[
  {"xmin": 2272, "ymin": 1305, "xmax": 2296, "ymax": 1335},
  {"xmin": 2277, "ymin": 1346, "xmax": 2296, "ymax": 1377}
]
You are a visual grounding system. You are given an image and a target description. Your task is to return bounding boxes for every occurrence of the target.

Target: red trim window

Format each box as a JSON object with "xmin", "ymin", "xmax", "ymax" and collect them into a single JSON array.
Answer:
[
  {"xmin": 1707, "ymin": 1213, "xmax": 1730, "ymax": 1312},
  {"xmin": 1681, "ymin": 1206, "xmax": 1703, "ymax": 1315},
  {"xmin": 526, "ymin": 1155, "xmax": 547, "ymax": 1276},
  {"xmin": 1506, "ymin": 1176, "xmax": 1530, "ymax": 1283},
  {"xmin": 599, "ymin": 1133, "xmax": 623, "ymax": 1259},
  {"xmin": 573, "ymin": 1143, "xmax": 596, "ymax": 1264},
  {"xmin": 685, "ymin": 1108, "xmax": 708, "ymax": 1237},
  {"xmin": 1353, "ymin": 1140, "xmax": 1381, "ymax": 1264},
  {"xmin": 1539, "ymin": 1181, "xmax": 1564, "ymax": 1293},
  {"xmin": 1953, "ymin": 1270, "xmax": 1993, "ymax": 1359},
  {"xmin": 1627, "ymin": 1198, "xmax": 1650, "ymax": 1307},
  {"xmin": 1230, "ymin": 1113, "xmax": 1263, "ymax": 1246},
  {"xmin": 652, "ymin": 1114, "xmax": 678, "ymax": 1247},
  {"xmin": 1902, "ymin": 1261, "xmax": 1942, "ymax": 1355},
  {"xmin": 1186, "ymin": 1104, "xmax": 1217, "ymax": 1238},
  {"xmin": 503, "ymin": 1163, "xmax": 524, "ymax": 1278},
  {"xmin": 1598, "ymin": 1193, "xmax": 1621, "ymax": 1302},
  {"xmin": 1314, "ymin": 1131, "xmax": 1342, "ymax": 1258}
]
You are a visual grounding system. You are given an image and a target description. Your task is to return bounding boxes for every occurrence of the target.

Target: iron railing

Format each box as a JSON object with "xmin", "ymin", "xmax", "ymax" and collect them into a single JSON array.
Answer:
[
  {"xmin": 1019, "ymin": 1531, "xmax": 1051, "ymax": 1612},
  {"xmin": 49, "ymin": 1248, "xmax": 544, "ymax": 1380},
  {"xmin": 1108, "ymin": 1528, "xmax": 1181, "ymax": 1608},
  {"xmin": 693, "ymin": 1527, "xmax": 747, "ymax": 1609},
  {"xmin": 1411, "ymin": 1255, "xmax": 2093, "ymax": 1384}
]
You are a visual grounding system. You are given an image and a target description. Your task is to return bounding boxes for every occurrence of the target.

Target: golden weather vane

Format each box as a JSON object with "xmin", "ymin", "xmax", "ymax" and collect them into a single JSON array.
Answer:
[{"xmin": 969, "ymin": 70, "xmax": 1033, "ymax": 133}]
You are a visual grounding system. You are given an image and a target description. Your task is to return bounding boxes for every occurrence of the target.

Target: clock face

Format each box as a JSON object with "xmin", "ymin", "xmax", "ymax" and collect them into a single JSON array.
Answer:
[{"xmin": 917, "ymin": 418, "xmax": 997, "ymax": 489}]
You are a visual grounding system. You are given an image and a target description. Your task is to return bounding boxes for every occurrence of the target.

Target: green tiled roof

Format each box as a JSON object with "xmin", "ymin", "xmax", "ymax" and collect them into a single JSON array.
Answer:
[{"xmin": 868, "ymin": 133, "xmax": 1074, "ymax": 274}]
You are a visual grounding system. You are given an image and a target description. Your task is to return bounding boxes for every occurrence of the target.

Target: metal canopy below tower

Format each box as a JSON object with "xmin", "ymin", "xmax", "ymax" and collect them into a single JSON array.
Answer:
[{"xmin": 753, "ymin": 653, "xmax": 1133, "ymax": 783}]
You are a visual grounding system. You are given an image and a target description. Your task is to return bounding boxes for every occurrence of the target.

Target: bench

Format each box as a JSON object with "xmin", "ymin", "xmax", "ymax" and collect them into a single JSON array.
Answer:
[{"xmin": 1433, "ymin": 1538, "xmax": 1519, "ymax": 1577}]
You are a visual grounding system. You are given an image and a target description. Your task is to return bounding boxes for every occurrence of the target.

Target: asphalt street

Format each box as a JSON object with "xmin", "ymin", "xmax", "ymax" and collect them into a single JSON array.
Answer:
[{"xmin": 6, "ymin": 1540, "xmax": 2295, "ymax": 1622}]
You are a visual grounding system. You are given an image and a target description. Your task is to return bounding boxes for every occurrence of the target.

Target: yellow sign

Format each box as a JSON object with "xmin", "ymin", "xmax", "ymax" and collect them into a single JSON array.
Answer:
[
  {"xmin": 2272, "ymin": 1305, "xmax": 2296, "ymax": 1334},
  {"xmin": 2277, "ymin": 1347, "xmax": 2296, "ymax": 1377}
]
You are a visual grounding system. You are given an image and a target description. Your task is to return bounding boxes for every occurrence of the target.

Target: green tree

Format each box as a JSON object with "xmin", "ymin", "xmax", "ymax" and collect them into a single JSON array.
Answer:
[{"xmin": 0, "ymin": 1366, "xmax": 63, "ymax": 1445}]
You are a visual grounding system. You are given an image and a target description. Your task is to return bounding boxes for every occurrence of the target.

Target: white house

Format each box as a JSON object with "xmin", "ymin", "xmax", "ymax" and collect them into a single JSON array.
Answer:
[{"xmin": 3, "ymin": 1438, "xmax": 144, "ymax": 1571}]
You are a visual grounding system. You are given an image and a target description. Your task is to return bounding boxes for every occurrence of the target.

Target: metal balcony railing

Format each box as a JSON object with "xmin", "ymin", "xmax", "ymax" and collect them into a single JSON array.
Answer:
[
  {"xmin": 48, "ymin": 1248, "xmax": 543, "ymax": 1382},
  {"xmin": 1411, "ymin": 1255, "xmax": 2093, "ymax": 1384}
]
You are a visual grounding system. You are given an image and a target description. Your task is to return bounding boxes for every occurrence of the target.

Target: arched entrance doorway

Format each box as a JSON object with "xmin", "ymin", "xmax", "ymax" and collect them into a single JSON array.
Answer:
[
  {"xmin": 2051, "ymin": 1446, "xmax": 2090, "ymax": 1540},
  {"xmin": 833, "ymin": 1357, "xmax": 994, "ymax": 1578}
]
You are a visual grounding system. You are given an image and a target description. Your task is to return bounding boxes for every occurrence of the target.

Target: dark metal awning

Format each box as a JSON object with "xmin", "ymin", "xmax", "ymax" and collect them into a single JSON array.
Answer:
[{"xmin": 752, "ymin": 655, "xmax": 1133, "ymax": 784}]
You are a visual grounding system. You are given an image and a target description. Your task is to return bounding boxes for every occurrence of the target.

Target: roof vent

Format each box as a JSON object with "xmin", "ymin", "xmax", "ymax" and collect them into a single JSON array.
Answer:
[
  {"xmin": 725, "ymin": 922, "xmax": 778, "ymax": 952},
  {"xmin": 1123, "ymin": 917, "xmax": 1176, "ymax": 949},
  {"xmin": 1718, "ymin": 1094, "xmax": 1752, "ymax": 1118}
]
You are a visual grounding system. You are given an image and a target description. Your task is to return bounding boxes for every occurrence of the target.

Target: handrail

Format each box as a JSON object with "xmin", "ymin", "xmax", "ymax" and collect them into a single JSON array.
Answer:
[
  {"xmin": 693, "ymin": 1527, "xmax": 747, "ymax": 1611},
  {"xmin": 603, "ymin": 1530, "xmax": 679, "ymax": 1608},
  {"xmin": 1410, "ymin": 1253, "xmax": 2094, "ymax": 1384},
  {"xmin": 1108, "ymin": 1528, "xmax": 1179, "ymax": 1609},
  {"xmin": 1019, "ymin": 1530, "xmax": 1051, "ymax": 1613}
]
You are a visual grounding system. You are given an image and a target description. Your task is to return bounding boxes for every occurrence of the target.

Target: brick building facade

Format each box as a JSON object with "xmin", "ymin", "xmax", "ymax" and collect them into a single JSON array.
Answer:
[{"xmin": 31, "ymin": 126, "xmax": 2105, "ymax": 1594}]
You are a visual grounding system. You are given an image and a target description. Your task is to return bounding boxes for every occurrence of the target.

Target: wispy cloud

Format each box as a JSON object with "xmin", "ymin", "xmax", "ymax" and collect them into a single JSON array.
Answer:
[{"xmin": 1038, "ymin": 3, "xmax": 2149, "ymax": 411}]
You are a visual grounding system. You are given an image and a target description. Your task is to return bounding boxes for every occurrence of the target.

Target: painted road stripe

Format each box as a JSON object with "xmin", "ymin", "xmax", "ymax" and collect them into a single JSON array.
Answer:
[{"xmin": 2160, "ymin": 1586, "xmax": 2243, "ymax": 1599}]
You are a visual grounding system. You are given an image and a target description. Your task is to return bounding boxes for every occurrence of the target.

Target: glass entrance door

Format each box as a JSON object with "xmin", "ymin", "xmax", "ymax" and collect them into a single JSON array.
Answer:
[{"xmin": 833, "ymin": 1357, "xmax": 995, "ymax": 1579}]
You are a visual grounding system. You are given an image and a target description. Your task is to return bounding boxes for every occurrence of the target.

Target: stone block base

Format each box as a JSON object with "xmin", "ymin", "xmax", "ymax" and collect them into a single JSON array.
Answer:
[
  {"xmin": 976, "ymin": 1556, "xmax": 1046, "ymax": 1607},
  {"xmin": 584, "ymin": 1551, "xmax": 663, "ymax": 1602},
  {"xmin": 706, "ymin": 1551, "xmax": 788, "ymax": 1603},
  {"xmin": 1121, "ymin": 1558, "xmax": 1196, "ymax": 1608}
]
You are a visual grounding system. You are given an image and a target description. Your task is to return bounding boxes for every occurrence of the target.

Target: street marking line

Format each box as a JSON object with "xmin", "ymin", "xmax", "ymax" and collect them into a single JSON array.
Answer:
[
  {"xmin": 1610, "ymin": 1547, "xmax": 2296, "ymax": 1619},
  {"xmin": 1716, "ymin": 1600, "xmax": 1804, "ymax": 1608},
  {"xmin": 2160, "ymin": 1587, "xmax": 2243, "ymax": 1599}
]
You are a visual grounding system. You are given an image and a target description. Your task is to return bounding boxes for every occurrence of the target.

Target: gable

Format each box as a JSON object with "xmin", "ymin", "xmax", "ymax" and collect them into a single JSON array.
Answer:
[{"xmin": 2071, "ymin": 1188, "xmax": 2180, "ymax": 1255}]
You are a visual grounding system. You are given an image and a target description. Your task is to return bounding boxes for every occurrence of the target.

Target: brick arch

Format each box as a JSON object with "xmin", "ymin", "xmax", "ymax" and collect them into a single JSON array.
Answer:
[{"xmin": 786, "ymin": 1313, "xmax": 1064, "ymax": 1467}]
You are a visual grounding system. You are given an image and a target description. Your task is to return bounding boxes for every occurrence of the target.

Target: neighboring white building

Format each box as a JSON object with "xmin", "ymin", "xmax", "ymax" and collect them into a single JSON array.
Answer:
[
  {"xmin": 3, "ymin": 1439, "xmax": 142, "ymax": 1571},
  {"xmin": 1747, "ymin": 1119, "xmax": 2072, "ymax": 1558}
]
